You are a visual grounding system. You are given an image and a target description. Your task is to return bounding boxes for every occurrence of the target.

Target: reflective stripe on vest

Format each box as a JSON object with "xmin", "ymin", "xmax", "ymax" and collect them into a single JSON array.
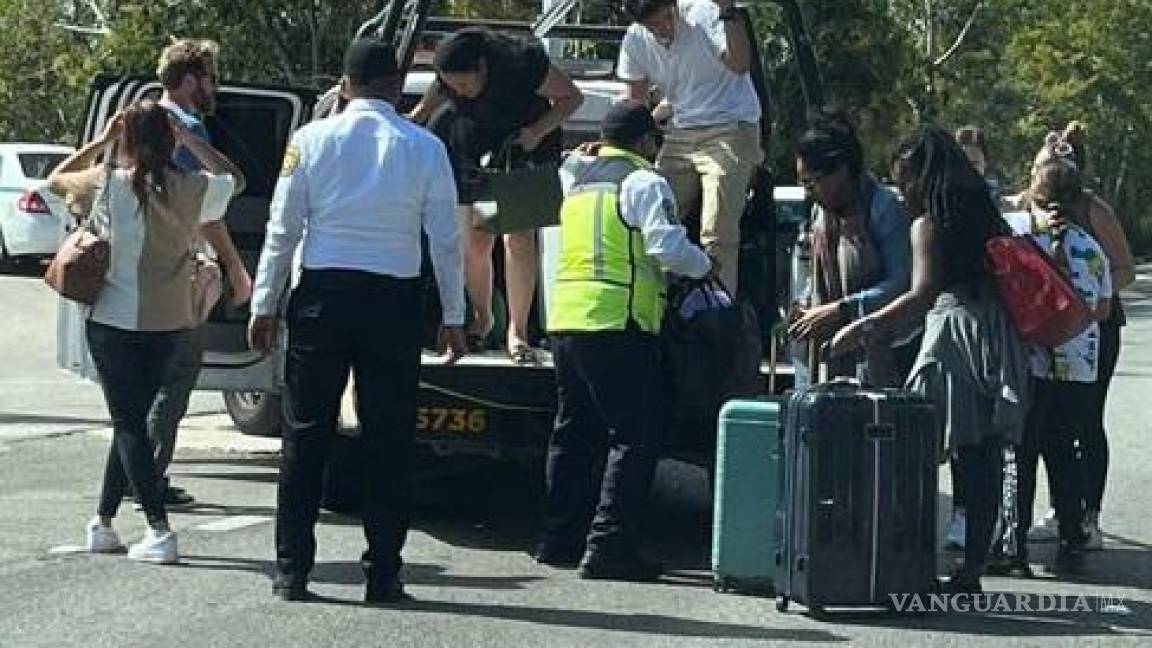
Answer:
[{"xmin": 547, "ymin": 151, "xmax": 665, "ymax": 334}]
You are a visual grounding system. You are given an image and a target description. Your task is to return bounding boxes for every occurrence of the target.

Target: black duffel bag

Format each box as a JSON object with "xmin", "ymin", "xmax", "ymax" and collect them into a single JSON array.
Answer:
[{"xmin": 661, "ymin": 279, "xmax": 764, "ymax": 439}]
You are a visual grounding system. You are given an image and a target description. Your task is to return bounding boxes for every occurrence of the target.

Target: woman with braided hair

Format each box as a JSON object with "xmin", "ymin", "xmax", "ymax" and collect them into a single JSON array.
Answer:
[{"xmin": 829, "ymin": 126, "xmax": 1030, "ymax": 593}]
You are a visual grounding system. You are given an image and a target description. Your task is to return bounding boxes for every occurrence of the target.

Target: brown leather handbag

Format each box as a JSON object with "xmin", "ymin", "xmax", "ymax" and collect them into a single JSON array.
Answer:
[
  {"xmin": 44, "ymin": 226, "xmax": 110, "ymax": 305},
  {"xmin": 44, "ymin": 165, "xmax": 112, "ymax": 305}
]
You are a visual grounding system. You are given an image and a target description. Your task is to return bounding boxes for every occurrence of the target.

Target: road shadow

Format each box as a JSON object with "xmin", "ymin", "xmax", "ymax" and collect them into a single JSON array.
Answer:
[
  {"xmin": 0, "ymin": 412, "xmax": 107, "ymax": 427},
  {"xmin": 397, "ymin": 599, "xmax": 846, "ymax": 642},
  {"xmin": 180, "ymin": 555, "xmax": 547, "ymax": 592},
  {"xmin": 0, "ymin": 260, "xmax": 47, "ymax": 277},
  {"xmin": 170, "ymin": 452, "xmax": 971, "ymax": 584},
  {"xmin": 815, "ymin": 589, "xmax": 1151, "ymax": 637},
  {"xmin": 178, "ymin": 553, "xmax": 845, "ymax": 642}
]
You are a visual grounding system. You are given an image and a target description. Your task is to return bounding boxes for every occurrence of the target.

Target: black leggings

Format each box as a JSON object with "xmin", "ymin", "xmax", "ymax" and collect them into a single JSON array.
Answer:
[
  {"xmin": 954, "ymin": 437, "xmax": 1004, "ymax": 578},
  {"xmin": 1017, "ymin": 379, "xmax": 1095, "ymax": 551},
  {"xmin": 1080, "ymin": 314, "xmax": 1121, "ymax": 512},
  {"xmin": 87, "ymin": 321, "xmax": 189, "ymax": 526}
]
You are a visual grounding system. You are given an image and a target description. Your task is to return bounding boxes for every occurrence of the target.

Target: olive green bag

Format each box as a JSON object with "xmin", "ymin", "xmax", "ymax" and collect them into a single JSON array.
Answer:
[{"xmin": 476, "ymin": 141, "xmax": 563, "ymax": 234}]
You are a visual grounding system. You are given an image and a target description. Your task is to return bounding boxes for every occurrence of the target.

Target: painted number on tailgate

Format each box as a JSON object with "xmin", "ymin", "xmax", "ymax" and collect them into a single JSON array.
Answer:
[{"xmin": 416, "ymin": 407, "xmax": 487, "ymax": 434}]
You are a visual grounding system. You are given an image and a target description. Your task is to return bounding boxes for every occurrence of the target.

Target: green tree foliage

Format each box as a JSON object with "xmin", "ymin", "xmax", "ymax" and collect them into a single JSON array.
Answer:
[
  {"xmin": 750, "ymin": 0, "xmax": 1150, "ymax": 251},
  {"xmin": 0, "ymin": 0, "xmax": 1148, "ymax": 250}
]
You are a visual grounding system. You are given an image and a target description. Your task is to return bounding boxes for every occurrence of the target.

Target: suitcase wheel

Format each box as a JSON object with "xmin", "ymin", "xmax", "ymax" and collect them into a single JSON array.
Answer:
[
  {"xmin": 713, "ymin": 577, "xmax": 729, "ymax": 593},
  {"xmin": 776, "ymin": 597, "xmax": 789, "ymax": 612}
]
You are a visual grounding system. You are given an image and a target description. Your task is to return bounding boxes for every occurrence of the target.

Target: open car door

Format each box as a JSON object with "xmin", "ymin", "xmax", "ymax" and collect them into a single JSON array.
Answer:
[{"xmin": 57, "ymin": 75, "xmax": 315, "ymax": 394}]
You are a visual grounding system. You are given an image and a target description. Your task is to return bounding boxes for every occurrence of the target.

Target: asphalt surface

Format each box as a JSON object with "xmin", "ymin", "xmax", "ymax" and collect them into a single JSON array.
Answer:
[{"xmin": 0, "ymin": 259, "xmax": 1150, "ymax": 647}]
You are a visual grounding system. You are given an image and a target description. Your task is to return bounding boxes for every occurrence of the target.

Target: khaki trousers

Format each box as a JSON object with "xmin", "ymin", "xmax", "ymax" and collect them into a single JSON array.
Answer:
[{"xmin": 657, "ymin": 122, "xmax": 764, "ymax": 293}]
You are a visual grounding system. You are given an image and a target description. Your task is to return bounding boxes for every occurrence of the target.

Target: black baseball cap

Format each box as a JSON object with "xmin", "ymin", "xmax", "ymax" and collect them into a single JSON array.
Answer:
[
  {"xmin": 601, "ymin": 100, "xmax": 657, "ymax": 145},
  {"xmin": 343, "ymin": 38, "xmax": 399, "ymax": 84}
]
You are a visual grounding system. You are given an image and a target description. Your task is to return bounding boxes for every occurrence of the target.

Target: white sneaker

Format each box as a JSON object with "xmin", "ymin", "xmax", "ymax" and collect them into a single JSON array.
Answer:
[
  {"xmin": 1083, "ymin": 511, "xmax": 1104, "ymax": 551},
  {"xmin": 1027, "ymin": 508, "xmax": 1059, "ymax": 542},
  {"xmin": 85, "ymin": 517, "xmax": 125, "ymax": 554},
  {"xmin": 944, "ymin": 511, "xmax": 967, "ymax": 550},
  {"xmin": 127, "ymin": 529, "xmax": 178, "ymax": 565}
]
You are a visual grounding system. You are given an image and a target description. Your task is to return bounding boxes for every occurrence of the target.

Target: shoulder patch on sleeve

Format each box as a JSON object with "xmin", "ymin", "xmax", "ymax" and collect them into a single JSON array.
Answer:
[{"xmin": 280, "ymin": 145, "xmax": 301, "ymax": 177}]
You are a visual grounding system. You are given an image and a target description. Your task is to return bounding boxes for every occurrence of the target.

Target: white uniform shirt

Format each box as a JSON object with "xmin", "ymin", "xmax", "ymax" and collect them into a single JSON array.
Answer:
[
  {"xmin": 1004, "ymin": 212, "xmax": 1112, "ymax": 383},
  {"xmin": 560, "ymin": 151, "xmax": 711, "ymax": 278},
  {"xmin": 617, "ymin": 0, "xmax": 761, "ymax": 129},
  {"xmin": 251, "ymin": 99, "xmax": 465, "ymax": 324}
]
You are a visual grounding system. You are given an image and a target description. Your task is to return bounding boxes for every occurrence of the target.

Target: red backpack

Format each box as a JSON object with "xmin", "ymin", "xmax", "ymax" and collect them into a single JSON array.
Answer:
[{"xmin": 985, "ymin": 232, "xmax": 1092, "ymax": 347}]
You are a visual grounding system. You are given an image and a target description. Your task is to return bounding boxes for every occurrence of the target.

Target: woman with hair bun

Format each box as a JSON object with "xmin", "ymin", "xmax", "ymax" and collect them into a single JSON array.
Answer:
[{"xmin": 1024, "ymin": 121, "xmax": 1135, "ymax": 551}]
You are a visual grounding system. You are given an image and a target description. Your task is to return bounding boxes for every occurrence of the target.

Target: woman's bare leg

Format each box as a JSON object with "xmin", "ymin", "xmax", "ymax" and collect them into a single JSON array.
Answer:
[
  {"xmin": 460, "ymin": 206, "xmax": 496, "ymax": 338},
  {"xmin": 503, "ymin": 230, "xmax": 538, "ymax": 350}
]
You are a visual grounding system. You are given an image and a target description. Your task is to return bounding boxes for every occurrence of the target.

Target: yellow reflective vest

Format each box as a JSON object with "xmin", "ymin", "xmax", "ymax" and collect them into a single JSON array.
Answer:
[{"xmin": 547, "ymin": 147, "xmax": 666, "ymax": 334}]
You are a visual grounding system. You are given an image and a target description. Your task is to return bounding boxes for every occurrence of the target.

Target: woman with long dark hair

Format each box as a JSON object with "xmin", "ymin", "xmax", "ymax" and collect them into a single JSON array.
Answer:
[
  {"xmin": 829, "ymin": 127, "xmax": 1030, "ymax": 593},
  {"xmin": 48, "ymin": 99, "xmax": 243, "ymax": 564},
  {"xmin": 409, "ymin": 27, "xmax": 583, "ymax": 365}
]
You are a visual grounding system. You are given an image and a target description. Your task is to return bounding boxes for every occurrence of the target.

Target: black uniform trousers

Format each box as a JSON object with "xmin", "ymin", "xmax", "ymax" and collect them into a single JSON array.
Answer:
[
  {"xmin": 275, "ymin": 269, "xmax": 422, "ymax": 585},
  {"xmin": 541, "ymin": 327, "xmax": 662, "ymax": 559}
]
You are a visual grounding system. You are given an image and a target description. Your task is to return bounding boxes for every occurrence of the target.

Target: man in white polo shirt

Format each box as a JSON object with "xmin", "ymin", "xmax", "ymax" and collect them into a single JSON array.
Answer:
[{"xmin": 618, "ymin": 0, "xmax": 764, "ymax": 293}]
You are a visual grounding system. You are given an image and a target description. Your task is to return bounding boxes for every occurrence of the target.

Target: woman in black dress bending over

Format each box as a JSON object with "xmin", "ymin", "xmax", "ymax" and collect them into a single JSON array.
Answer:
[{"xmin": 410, "ymin": 28, "xmax": 583, "ymax": 364}]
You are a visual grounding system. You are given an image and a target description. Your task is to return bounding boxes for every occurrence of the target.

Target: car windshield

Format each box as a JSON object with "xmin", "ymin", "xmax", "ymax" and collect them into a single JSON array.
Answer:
[{"xmin": 19, "ymin": 153, "xmax": 70, "ymax": 180}]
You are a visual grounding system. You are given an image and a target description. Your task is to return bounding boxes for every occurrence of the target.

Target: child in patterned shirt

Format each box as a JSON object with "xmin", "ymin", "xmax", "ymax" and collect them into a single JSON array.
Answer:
[{"xmin": 1005, "ymin": 152, "xmax": 1113, "ymax": 574}]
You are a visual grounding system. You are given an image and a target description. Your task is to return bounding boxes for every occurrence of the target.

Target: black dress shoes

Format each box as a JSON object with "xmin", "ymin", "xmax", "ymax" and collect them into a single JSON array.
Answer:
[
  {"xmin": 577, "ymin": 553, "xmax": 662, "ymax": 582},
  {"xmin": 366, "ymin": 579, "xmax": 412, "ymax": 604},
  {"xmin": 272, "ymin": 574, "xmax": 311, "ymax": 602}
]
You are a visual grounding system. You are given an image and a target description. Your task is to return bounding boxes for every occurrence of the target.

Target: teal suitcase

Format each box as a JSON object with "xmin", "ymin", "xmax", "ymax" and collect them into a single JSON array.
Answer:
[{"xmin": 712, "ymin": 397, "xmax": 784, "ymax": 594}]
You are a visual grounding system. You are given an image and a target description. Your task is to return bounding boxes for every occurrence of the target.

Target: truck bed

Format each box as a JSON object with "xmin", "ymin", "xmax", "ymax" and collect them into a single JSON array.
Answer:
[{"xmin": 335, "ymin": 349, "xmax": 797, "ymax": 462}]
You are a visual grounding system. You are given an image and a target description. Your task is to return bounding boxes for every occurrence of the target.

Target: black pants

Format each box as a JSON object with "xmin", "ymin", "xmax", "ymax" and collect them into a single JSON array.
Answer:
[
  {"xmin": 541, "ymin": 330, "xmax": 662, "ymax": 559},
  {"xmin": 954, "ymin": 436, "xmax": 1004, "ymax": 577},
  {"xmin": 427, "ymin": 100, "xmax": 562, "ymax": 205},
  {"xmin": 87, "ymin": 321, "xmax": 190, "ymax": 526},
  {"xmin": 275, "ymin": 270, "xmax": 422, "ymax": 585},
  {"xmin": 1081, "ymin": 315, "xmax": 1120, "ymax": 512},
  {"xmin": 1016, "ymin": 378, "xmax": 1094, "ymax": 551}
]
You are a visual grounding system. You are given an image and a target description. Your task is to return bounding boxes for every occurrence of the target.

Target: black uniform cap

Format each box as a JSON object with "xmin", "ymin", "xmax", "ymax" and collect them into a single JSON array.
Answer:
[
  {"xmin": 344, "ymin": 38, "xmax": 399, "ymax": 84},
  {"xmin": 601, "ymin": 100, "xmax": 657, "ymax": 146}
]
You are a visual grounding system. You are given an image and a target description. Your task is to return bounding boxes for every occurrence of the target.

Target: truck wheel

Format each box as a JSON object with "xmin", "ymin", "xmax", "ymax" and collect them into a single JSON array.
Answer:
[{"xmin": 224, "ymin": 391, "xmax": 282, "ymax": 437}]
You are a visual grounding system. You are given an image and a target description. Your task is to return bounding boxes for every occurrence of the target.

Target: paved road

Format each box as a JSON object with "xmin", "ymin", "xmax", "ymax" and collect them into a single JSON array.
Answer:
[{"xmin": 0, "ymin": 261, "xmax": 1150, "ymax": 647}]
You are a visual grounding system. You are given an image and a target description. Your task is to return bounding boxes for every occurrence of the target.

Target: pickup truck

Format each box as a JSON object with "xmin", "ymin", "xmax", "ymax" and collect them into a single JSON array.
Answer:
[{"xmin": 58, "ymin": 0, "xmax": 823, "ymax": 466}]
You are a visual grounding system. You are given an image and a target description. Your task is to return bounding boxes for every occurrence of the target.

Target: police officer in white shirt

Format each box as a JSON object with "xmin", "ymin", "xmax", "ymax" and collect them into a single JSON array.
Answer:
[
  {"xmin": 248, "ymin": 39, "xmax": 467, "ymax": 604},
  {"xmin": 618, "ymin": 0, "xmax": 764, "ymax": 293}
]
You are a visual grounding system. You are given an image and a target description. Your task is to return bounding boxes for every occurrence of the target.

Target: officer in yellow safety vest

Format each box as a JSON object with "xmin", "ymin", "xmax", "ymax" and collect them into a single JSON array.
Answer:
[{"xmin": 536, "ymin": 100, "xmax": 713, "ymax": 581}]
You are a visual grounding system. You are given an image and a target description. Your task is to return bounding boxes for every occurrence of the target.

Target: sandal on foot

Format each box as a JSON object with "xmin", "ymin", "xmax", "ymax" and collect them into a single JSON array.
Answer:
[
  {"xmin": 509, "ymin": 344, "xmax": 540, "ymax": 366},
  {"xmin": 466, "ymin": 333, "xmax": 488, "ymax": 352}
]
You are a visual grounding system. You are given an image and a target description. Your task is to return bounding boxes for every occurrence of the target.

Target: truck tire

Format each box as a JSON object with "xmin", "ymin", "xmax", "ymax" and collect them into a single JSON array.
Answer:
[{"xmin": 224, "ymin": 391, "xmax": 282, "ymax": 437}]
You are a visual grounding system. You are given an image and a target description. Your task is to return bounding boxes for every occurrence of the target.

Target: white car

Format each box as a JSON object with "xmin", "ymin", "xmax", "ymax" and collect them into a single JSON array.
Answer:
[{"xmin": 0, "ymin": 143, "xmax": 74, "ymax": 262}]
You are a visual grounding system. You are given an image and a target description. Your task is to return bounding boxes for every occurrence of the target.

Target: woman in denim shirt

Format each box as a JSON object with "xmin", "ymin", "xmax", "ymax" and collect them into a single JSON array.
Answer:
[{"xmin": 788, "ymin": 108, "xmax": 914, "ymax": 387}]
